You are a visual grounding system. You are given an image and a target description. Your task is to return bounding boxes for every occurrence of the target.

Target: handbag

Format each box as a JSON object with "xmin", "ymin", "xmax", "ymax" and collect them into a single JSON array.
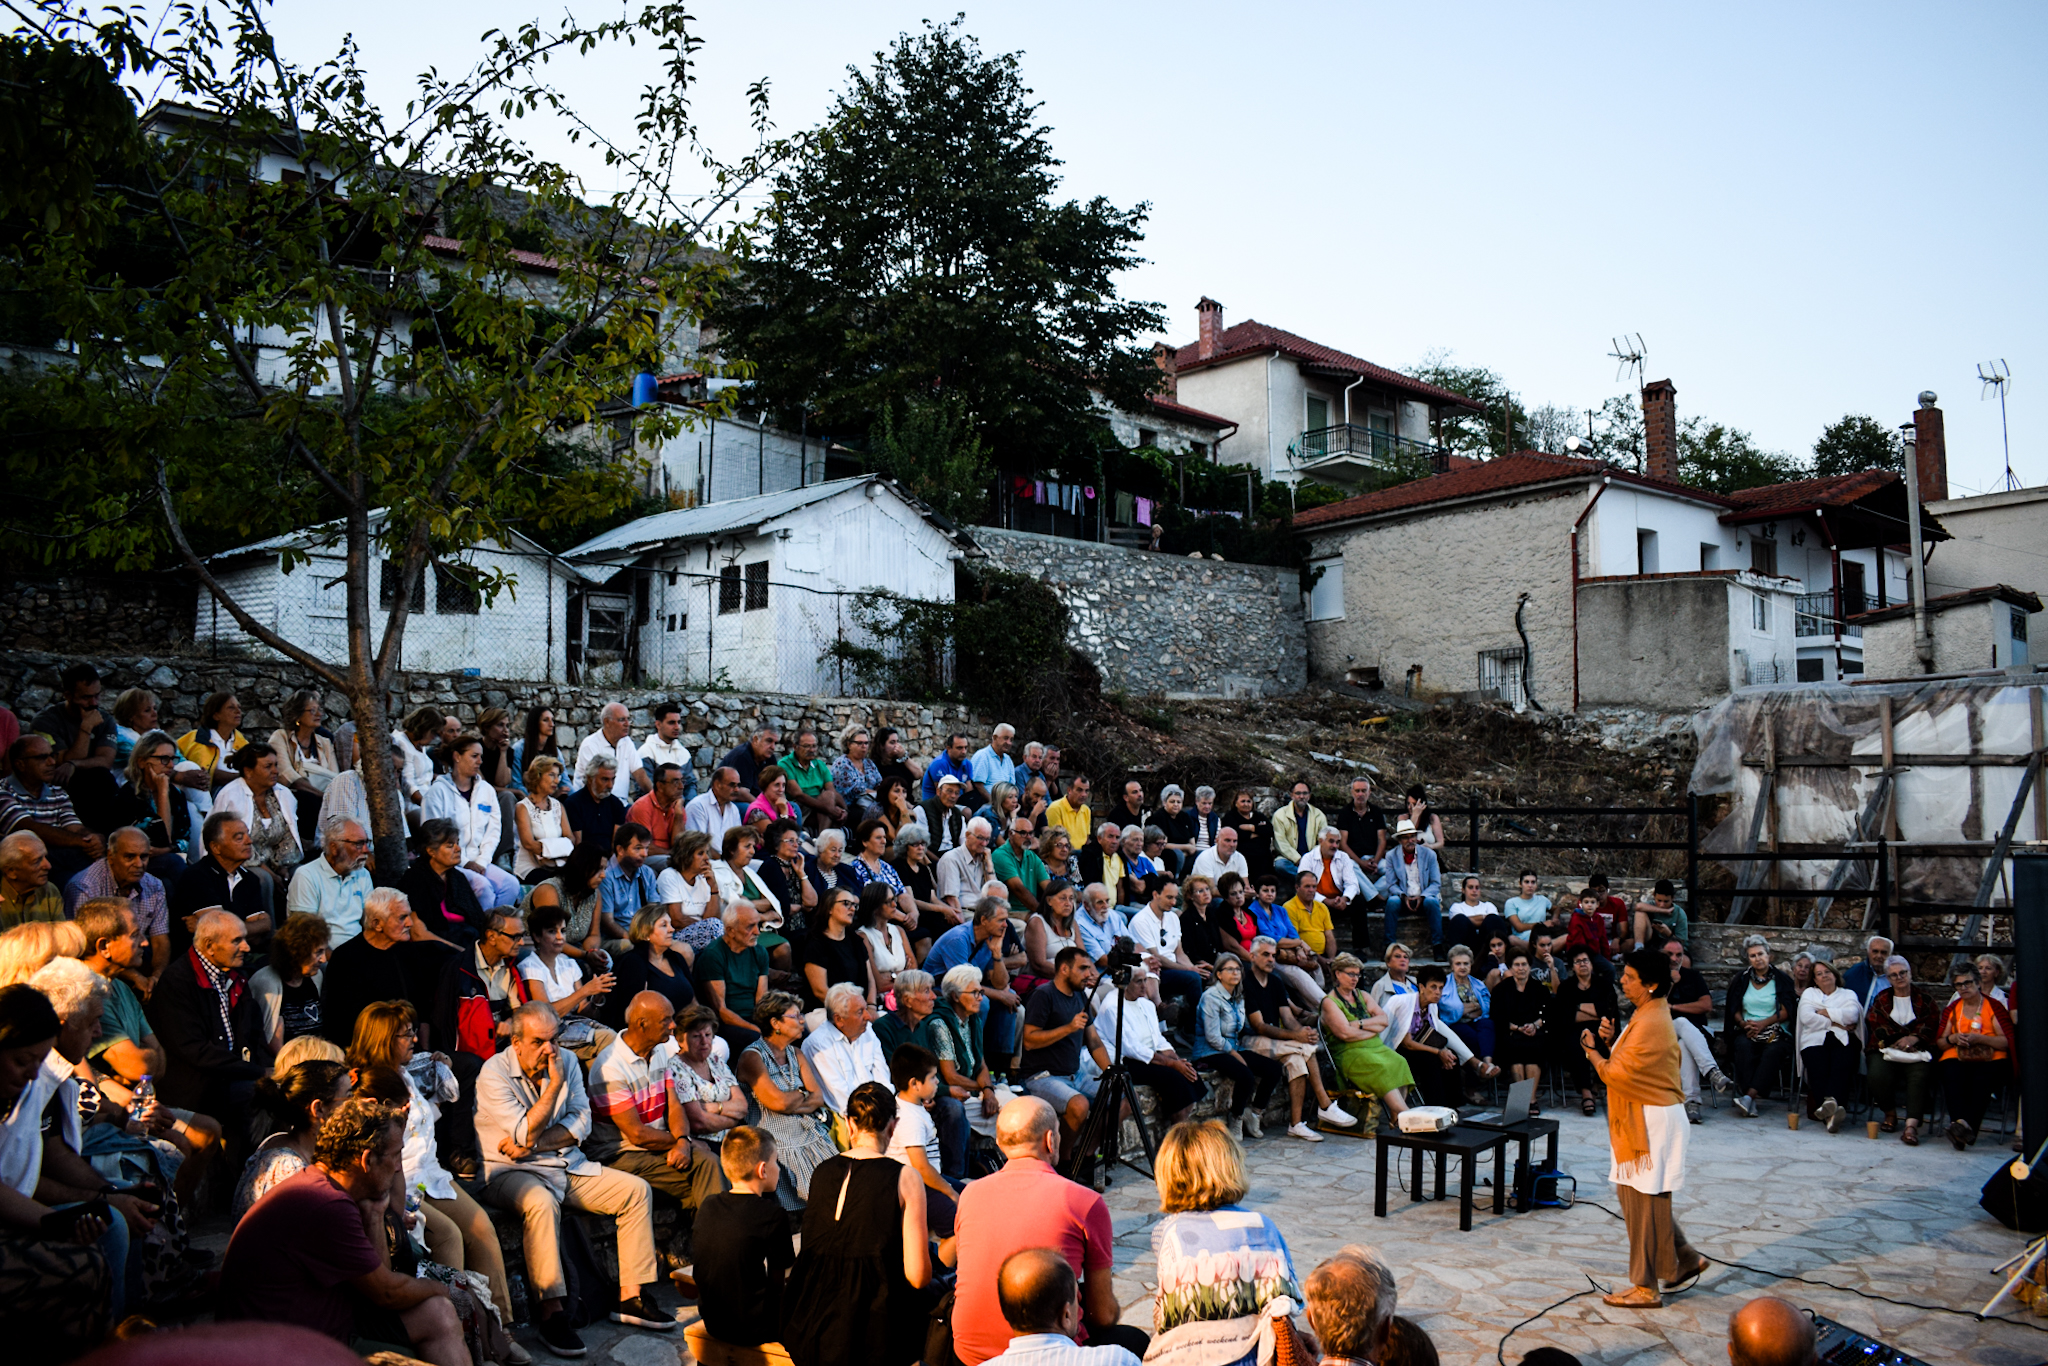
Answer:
[{"xmin": 923, "ymin": 1286, "xmax": 960, "ymax": 1366}]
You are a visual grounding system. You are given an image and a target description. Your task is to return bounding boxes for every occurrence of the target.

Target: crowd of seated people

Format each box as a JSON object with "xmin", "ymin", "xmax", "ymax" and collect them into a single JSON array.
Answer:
[{"xmin": 0, "ymin": 684, "xmax": 2014, "ymax": 1364}]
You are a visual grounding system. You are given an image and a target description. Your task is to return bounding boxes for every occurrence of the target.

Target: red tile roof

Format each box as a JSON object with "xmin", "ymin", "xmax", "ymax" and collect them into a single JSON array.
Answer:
[
  {"xmin": 1172, "ymin": 321, "xmax": 1481, "ymax": 410},
  {"xmin": 422, "ymin": 233, "xmax": 563, "ymax": 274},
  {"xmin": 1143, "ymin": 393, "xmax": 1236, "ymax": 429},
  {"xmin": 1720, "ymin": 469, "xmax": 1900, "ymax": 522},
  {"xmin": 1291, "ymin": 451, "xmax": 1605, "ymax": 529}
]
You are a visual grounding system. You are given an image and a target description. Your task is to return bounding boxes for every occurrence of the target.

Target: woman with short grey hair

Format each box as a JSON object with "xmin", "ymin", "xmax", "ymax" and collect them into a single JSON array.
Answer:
[
  {"xmin": 1155, "ymin": 785, "xmax": 1197, "ymax": 876},
  {"xmin": 1723, "ymin": 935, "xmax": 1797, "ymax": 1117},
  {"xmin": 1866, "ymin": 954, "xmax": 1940, "ymax": 1145}
]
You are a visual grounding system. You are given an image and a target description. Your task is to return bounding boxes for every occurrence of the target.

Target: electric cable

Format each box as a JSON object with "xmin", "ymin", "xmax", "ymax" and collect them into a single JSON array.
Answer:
[
  {"xmin": 1569, "ymin": 1198, "xmax": 2048, "ymax": 1337},
  {"xmin": 1494, "ymin": 1277, "xmax": 1605, "ymax": 1364}
]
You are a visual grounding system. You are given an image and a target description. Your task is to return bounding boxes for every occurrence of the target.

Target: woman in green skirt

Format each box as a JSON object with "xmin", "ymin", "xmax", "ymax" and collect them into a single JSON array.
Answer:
[{"xmin": 1320, "ymin": 953, "xmax": 1416, "ymax": 1119}]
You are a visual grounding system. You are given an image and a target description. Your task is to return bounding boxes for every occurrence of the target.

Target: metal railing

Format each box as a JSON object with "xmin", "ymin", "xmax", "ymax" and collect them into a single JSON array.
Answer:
[
  {"xmin": 1794, "ymin": 590, "xmax": 1864, "ymax": 639},
  {"xmin": 1297, "ymin": 424, "xmax": 1452, "ymax": 474}
]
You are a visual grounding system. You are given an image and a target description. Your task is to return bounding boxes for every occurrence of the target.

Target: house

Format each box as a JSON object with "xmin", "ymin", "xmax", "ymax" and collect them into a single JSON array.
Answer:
[
  {"xmin": 1926, "ymin": 485, "xmax": 2048, "ymax": 608},
  {"xmin": 559, "ymin": 476, "xmax": 980, "ymax": 691},
  {"xmin": 1855, "ymin": 586, "xmax": 2040, "ymax": 679},
  {"xmin": 194, "ymin": 518, "xmax": 589, "ymax": 681},
  {"xmin": 1291, "ymin": 380, "xmax": 1948, "ymax": 712},
  {"xmin": 1161, "ymin": 298, "xmax": 1482, "ymax": 487}
]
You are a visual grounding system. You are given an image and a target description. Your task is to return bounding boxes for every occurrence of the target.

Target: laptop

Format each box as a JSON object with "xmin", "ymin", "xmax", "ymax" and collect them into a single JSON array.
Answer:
[{"xmin": 1465, "ymin": 1078, "xmax": 1536, "ymax": 1127}]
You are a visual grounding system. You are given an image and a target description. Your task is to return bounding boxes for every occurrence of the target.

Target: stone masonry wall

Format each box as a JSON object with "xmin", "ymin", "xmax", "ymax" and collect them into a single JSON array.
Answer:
[
  {"xmin": 972, "ymin": 527, "xmax": 1305, "ymax": 699},
  {"xmin": 0, "ymin": 650, "xmax": 981, "ymax": 789},
  {"xmin": 2, "ymin": 574, "xmax": 195, "ymax": 654}
]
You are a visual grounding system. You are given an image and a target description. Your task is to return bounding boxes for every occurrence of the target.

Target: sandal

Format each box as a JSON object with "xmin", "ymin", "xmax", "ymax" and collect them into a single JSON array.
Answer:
[
  {"xmin": 1879, "ymin": 1115, "xmax": 1898, "ymax": 1133},
  {"xmin": 1901, "ymin": 1122, "xmax": 1919, "ymax": 1147},
  {"xmin": 1581, "ymin": 1095, "xmax": 1598, "ymax": 1116}
]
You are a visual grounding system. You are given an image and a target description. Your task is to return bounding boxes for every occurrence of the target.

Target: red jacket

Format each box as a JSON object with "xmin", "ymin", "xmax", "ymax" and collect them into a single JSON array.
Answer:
[{"xmin": 1564, "ymin": 907, "xmax": 1611, "ymax": 962}]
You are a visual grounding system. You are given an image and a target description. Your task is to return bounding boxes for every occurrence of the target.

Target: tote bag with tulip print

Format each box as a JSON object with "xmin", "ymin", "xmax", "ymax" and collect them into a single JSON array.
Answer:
[{"xmin": 1151, "ymin": 1207, "xmax": 1302, "ymax": 1334}]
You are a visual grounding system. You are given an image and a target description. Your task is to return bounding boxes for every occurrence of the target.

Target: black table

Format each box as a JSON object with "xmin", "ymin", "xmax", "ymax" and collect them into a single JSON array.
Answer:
[
  {"xmin": 1372, "ymin": 1123, "xmax": 1510, "ymax": 1231},
  {"xmin": 1461, "ymin": 1115, "xmax": 1561, "ymax": 1196}
]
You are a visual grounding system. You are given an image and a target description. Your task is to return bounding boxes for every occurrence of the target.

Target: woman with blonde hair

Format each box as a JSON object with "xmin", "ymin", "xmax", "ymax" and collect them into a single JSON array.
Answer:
[
  {"xmin": 1149, "ymin": 1119, "xmax": 1303, "ymax": 1345},
  {"xmin": 347, "ymin": 999, "xmax": 514, "ymax": 1329},
  {"xmin": 272, "ymin": 1034, "xmax": 345, "ymax": 1077},
  {"xmin": 514, "ymin": 753, "xmax": 573, "ymax": 883},
  {"xmin": 0, "ymin": 918, "xmax": 87, "ymax": 986}
]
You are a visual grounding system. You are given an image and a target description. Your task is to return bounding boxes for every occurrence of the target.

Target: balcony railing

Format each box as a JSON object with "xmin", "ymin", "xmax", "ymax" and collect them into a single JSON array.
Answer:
[
  {"xmin": 1297, "ymin": 424, "xmax": 1452, "ymax": 476},
  {"xmin": 1795, "ymin": 591, "xmax": 1864, "ymax": 639}
]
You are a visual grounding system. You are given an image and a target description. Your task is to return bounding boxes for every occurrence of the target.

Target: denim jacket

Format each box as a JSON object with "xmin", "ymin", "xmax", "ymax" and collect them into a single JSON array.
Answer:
[{"xmin": 1194, "ymin": 984, "xmax": 1248, "ymax": 1062}]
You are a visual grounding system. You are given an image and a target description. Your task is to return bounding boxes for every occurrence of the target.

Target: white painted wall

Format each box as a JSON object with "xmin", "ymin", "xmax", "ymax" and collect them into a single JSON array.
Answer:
[
  {"xmin": 1173, "ymin": 358, "xmax": 1274, "ymax": 478},
  {"xmin": 1588, "ymin": 487, "xmax": 1730, "ymax": 576},
  {"xmin": 1927, "ymin": 488, "xmax": 2048, "ymax": 605}
]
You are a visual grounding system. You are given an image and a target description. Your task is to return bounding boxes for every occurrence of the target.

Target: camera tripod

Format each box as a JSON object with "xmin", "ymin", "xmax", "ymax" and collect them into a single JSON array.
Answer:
[{"xmin": 1062, "ymin": 973, "xmax": 1157, "ymax": 1190}]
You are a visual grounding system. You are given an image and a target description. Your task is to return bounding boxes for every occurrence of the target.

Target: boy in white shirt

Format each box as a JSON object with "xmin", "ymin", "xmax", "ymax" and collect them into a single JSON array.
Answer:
[{"xmin": 885, "ymin": 1044, "xmax": 956, "ymax": 1236}]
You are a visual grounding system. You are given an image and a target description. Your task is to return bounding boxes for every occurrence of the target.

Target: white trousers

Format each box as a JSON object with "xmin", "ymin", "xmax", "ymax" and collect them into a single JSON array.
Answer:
[
  {"xmin": 461, "ymin": 863, "xmax": 523, "ymax": 910},
  {"xmin": 1674, "ymin": 1017, "xmax": 1717, "ymax": 1101}
]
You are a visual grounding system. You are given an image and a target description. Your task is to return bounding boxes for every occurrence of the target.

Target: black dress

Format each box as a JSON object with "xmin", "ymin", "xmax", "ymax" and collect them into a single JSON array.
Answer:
[
  {"xmin": 1489, "ymin": 979, "xmax": 1552, "ymax": 1068},
  {"xmin": 1549, "ymin": 974, "xmax": 1620, "ymax": 1088},
  {"xmin": 782, "ymin": 1154, "xmax": 926, "ymax": 1366},
  {"xmin": 798, "ymin": 930, "xmax": 870, "ymax": 1010}
]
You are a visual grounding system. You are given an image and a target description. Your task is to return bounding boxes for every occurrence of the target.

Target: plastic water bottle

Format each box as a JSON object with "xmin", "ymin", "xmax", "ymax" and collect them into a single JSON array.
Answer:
[{"xmin": 133, "ymin": 1075, "xmax": 155, "ymax": 1111}]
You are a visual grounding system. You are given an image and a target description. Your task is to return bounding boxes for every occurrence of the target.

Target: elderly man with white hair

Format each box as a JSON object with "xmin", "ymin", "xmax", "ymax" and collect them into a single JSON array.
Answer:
[
  {"xmin": 576, "ymin": 702, "xmax": 648, "ymax": 798},
  {"xmin": 284, "ymin": 816, "xmax": 375, "ymax": 941},
  {"xmin": 801, "ymin": 981, "xmax": 891, "ymax": 1116},
  {"xmin": 62, "ymin": 828, "xmax": 170, "ymax": 991},
  {"xmin": 319, "ymin": 886, "xmax": 429, "ymax": 1047},
  {"xmin": 145, "ymin": 907, "xmax": 268, "ymax": 1120},
  {"xmin": 1841, "ymin": 934, "xmax": 1895, "ymax": 1018},
  {"xmin": 0, "ymin": 830, "xmax": 63, "ymax": 930},
  {"xmin": 938, "ymin": 816, "xmax": 998, "ymax": 913},
  {"xmin": 969, "ymin": 724, "xmax": 1021, "ymax": 796}
]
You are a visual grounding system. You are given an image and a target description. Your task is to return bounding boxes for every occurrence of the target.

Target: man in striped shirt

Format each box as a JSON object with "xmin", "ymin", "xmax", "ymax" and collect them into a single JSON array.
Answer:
[{"xmin": 587, "ymin": 990, "xmax": 725, "ymax": 1216}]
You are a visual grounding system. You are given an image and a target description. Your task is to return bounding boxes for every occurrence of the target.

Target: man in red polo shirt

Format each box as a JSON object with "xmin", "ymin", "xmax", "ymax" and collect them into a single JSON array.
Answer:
[{"xmin": 951, "ymin": 1096, "xmax": 1146, "ymax": 1365}]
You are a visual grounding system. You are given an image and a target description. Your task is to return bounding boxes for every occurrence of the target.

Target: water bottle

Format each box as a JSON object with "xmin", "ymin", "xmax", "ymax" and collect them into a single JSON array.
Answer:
[{"xmin": 133, "ymin": 1075, "xmax": 155, "ymax": 1111}]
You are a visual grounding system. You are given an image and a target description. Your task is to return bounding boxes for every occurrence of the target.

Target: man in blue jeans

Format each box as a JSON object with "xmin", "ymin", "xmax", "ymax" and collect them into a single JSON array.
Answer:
[
  {"xmin": 1377, "ymin": 819, "xmax": 1442, "ymax": 955},
  {"xmin": 1018, "ymin": 947, "xmax": 1114, "ymax": 1160}
]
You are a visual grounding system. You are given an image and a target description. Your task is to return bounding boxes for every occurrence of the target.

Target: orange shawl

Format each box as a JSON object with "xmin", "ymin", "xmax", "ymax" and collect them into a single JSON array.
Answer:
[{"xmin": 1599, "ymin": 997, "xmax": 1685, "ymax": 1180}]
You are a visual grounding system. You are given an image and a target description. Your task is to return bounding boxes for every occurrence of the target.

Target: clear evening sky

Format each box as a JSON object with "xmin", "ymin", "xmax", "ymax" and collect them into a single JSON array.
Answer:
[{"xmin": 261, "ymin": 1, "xmax": 2044, "ymax": 494}]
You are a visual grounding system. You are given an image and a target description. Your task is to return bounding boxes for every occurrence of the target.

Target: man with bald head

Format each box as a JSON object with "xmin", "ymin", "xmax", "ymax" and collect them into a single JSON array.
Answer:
[
  {"xmin": 146, "ymin": 907, "xmax": 270, "ymax": 1123},
  {"xmin": 578, "ymin": 701, "xmax": 649, "ymax": 797},
  {"xmin": 952, "ymin": 1096, "xmax": 1145, "ymax": 1365},
  {"xmin": 983, "ymin": 1248, "xmax": 1141, "ymax": 1366},
  {"xmin": 1728, "ymin": 1296, "xmax": 1817, "ymax": 1366},
  {"xmin": 588, "ymin": 989, "xmax": 725, "ymax": 1217}
]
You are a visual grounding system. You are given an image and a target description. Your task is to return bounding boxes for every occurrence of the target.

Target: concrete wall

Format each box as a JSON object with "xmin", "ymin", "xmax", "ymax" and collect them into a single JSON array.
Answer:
[
  {"xmin": 1302, "ymin": 484, "xmax": 1584, "ymax": 707},
  {"xmin": 1927, "ymin": 488, "xmax": 2048, "ymax": 604},
  {"xmin": 972, "ymin": 528, "xmax": 1304, "ymax": 698},
  {"xmin": 649, "ymin": 416, "xmax": 829, "ymax": 507},
  {"xmin": 1574, "ymin": 575, "xmax": 1765, "ymax": 708},
  {"xmin": 0, "ymin": 649, "xmax": 978, "ymax": 794},
  {"xmin": 1862, "ymin": 599, "xmax": 2026, "ymax": 678}
]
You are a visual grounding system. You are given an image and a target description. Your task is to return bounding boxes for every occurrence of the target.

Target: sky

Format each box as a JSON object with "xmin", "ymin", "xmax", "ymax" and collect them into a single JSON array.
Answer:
[{"xmin": 257, "ymin": 0, "xmax": 2048, "ymax": 495}]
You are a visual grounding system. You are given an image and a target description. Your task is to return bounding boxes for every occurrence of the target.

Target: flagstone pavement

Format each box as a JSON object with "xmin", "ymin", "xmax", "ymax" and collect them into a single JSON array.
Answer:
[{"xmin": 1091, "ymin": 1107, "xmax": 2048, "ymax": 1365}]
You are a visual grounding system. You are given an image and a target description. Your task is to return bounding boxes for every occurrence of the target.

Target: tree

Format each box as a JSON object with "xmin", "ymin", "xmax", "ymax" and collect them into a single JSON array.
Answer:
[
  {"xmin": 1812, "ymin": 413, "xmax": 1903, "ymax": 479},
  {"xmin": 1678, "ymin": 418, "xmax": 1807, "ymax": 494},
  {"xmin": 1, "ymin": 1, "xmax": 784, "ymax": 870},
  {"xmin": 867, "ymin": 394, "xmax": 993, "ymax": 528},
  {"xmin": 712, "ymin": 18, "xmax": 1165, "ymax": 514}
]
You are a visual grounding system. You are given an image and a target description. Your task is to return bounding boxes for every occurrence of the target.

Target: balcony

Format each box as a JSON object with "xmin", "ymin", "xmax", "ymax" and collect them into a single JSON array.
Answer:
[
  {"xmin": 1295, "ymin": 425, "xmax": 1451, "ymax": 485},
  {"xmin": 1795, "ymin": 591, "xmax": 1864, "ymax": 639}
]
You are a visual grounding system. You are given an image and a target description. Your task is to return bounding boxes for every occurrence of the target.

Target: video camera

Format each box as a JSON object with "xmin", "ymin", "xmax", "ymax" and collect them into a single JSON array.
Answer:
[{"xmin": 1106, "ymin": 935, "xmax": 1144, "ymax": 986}]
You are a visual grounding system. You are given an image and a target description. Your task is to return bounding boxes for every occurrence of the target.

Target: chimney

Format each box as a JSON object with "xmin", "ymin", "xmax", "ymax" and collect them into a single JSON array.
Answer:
[
  {"xmin": 1196, "ymin": 296, "xmax": 1223, "ymax": 361},
  {"xmin": 1912, "ymin": 392, "xmax": 1947, "ymax": 504},
  {"xmin": 1151, "ymin": 342, "xmax": 1177, "ymax": 397},
  {"xmin": 1641, "ymin": 378, "xmax": 1679, "ymax": 482}
]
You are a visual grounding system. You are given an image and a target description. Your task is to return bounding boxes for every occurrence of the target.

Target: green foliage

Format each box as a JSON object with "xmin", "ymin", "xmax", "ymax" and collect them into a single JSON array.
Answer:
[
  {"xmin": 1812, "ymin": 413, "xmax": 1903, "ymax": 479},
  {"xmin": 824, "ymin": 566, "xmax": 1072, "ymax": 721},
  {"xmin": 867, "ymin": 394, "xmax": 994, "ymax": 527},
  {"xmin": 1677, "ymin": 418, "xmax": 1806, "ymax": 494},
  {"xmin": 1406, "ymin": 353, "xmax": 1531, "ymax": 460},
  {"xmin": 714, "ymin": 18, "xmax": 1165, "ymax": 478}
]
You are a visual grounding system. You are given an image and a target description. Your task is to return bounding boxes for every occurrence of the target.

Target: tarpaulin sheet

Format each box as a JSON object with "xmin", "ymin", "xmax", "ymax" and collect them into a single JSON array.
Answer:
[{"xmin": 1689, "ymin": 679, "xmax": 2045, "ymax": 905}]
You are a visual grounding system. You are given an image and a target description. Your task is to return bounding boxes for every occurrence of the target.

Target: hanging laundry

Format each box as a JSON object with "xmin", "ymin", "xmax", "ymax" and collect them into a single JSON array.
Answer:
[{"xmin": 1135, "ymin": 496, "xmax": 1153, "ymax": 526}]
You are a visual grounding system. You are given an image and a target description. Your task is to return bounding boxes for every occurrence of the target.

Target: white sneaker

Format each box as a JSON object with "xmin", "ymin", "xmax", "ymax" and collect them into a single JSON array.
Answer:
[
  {"xmin": 1242, "ymin": 1112, "xmax": 1264, "ymax": 1139},
  {"xmin": 1288, "ymin": 1121, "xmax": 1325, "ymax": 1143},
  {"xmin": 1317, "ymin": 1102, "xmax": 1357, "ymax": 1128}
]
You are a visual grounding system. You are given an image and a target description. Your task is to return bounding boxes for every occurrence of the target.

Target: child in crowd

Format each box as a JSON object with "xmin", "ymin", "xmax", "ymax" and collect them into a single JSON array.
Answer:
[
  {"xmin": 1633, "ymin": 878, "xmax": 1689, "ymax": 948},
  {"xmin": 689, "ymin": 1127, "xmax": 795, "ymax": 1348},
  {"xmin": 884, "ymin": 1044, "xmax": 957, "ymax": 1236}
]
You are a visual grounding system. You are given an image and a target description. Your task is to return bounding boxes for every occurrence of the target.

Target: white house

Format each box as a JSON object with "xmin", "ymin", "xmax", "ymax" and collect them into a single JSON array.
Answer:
[
  {"xmin": 194, "ymin": 517, "xmax": 590, "ymax": 680},
  {"xmin": 560, "ymin": 476, "xmax": 980, "ymax": 692}
]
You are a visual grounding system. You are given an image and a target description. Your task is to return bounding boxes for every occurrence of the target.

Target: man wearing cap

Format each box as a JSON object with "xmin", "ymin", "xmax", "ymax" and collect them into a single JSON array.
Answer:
[
  {"xmin": 920, "ymin": 772, "xmax": 969, "ymax": 854},
  {"xmin": 1378, "ymin": 819, "xmax": 1442, "ymax": 956}
]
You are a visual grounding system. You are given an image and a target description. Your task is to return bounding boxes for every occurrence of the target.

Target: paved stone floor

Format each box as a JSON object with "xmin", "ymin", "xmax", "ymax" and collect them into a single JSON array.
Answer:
[
  {"xmin": 194, "ymin": 1107, "xmax": 2048, "ymax": 1365},
  {"xmin": 1093, "ymin": 1106, "xmax": 2048, "ymax": 1365}
]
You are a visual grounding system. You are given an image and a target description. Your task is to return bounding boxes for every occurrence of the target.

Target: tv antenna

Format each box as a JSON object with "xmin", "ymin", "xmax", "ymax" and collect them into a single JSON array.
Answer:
[
  {"xmin": 1609, "ymin": 334, "xmax": 1647, "ymax": 387},
  {"xmin": 1978, "ymin": 360, "xmax": 2019, "ymax": 491}
]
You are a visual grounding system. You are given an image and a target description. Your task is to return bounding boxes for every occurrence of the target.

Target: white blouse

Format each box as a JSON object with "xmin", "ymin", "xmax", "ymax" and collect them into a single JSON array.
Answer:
[
  {"xmin": 515, "ymin": 795, "xmax": 569, "ymax": 879},
  {"xmin": 657, "ymin": 867, "xmax": 717, "ymax": 924},
  {"xmin": 858, "ymin": 922, "xmax": 909, "ymax": 975},
  {"xmin": 518, "ymin": 951, "xmax": 585, "ymax": 1006},
  {"xmin": 1796, "ymin": 986, "xmax": 1864, "ymax": 1051}
]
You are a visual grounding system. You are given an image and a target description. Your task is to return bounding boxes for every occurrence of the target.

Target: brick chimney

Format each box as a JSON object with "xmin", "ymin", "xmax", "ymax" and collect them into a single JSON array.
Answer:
[
  {"xmin": 1913, "ymin": 393, "xmax": 1947, "ymax": 503},
  {"xmin": 1641, "ymin": 378, "xmax": 1679, "ymax": 482},
  {"xmin": 1196, "ymin": 296, "xmax": 1223, "ymax": 361},
  {"xmin": 1151, "ymin": 342, "xmax": 1177, "ymax": 397}
]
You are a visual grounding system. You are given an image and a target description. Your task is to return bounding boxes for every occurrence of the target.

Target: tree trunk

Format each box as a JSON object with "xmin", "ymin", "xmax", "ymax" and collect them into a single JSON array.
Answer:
[{"xmin": 349, "ymin": 670, "xmax": 411, "ymax": 881}]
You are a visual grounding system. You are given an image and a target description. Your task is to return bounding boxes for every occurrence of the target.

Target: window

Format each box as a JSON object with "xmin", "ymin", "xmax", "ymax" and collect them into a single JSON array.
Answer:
[
  {"xmin": 1700, "ymin": 543, "xmax": 1720, "ymax": 571},
  {"xmin": 379, "ymin": 559, "xmax": 424, "ymax": 611},
  {"xmin": 744, "ymin": 560, "xmax": 769, "ymax": 611},
  {"xmin": 1749, "ymin": 537, "xmax": 1778, "ymax": 577},
  {"xmin": 1136, "ymin": 427, "xmax": 1159, "ymax": 450},
  {"xmin": 1751, "ymin": 592, "xmax": 1770, "ymax": 632},
  {"xmin": 1306, "ymin": 556, "xmax": 1344, "ymax": 621},
  {"xmin": 718, "ymin": 565, "xmax": 742, "ymax": 614},
  {"xmin": 1636, "ymin": 529, "xmax": 1660, "ymax": 575},
  {"xmin": 1305, "ymin": 395, "xmax": 1329, "ymax": 433},
  {"xmin": 1796, "ymin": 658, "xmax": 1825, "ymax": 683},
  {"xmin": 2013, "ymin": 609, "xmax": 2029, "ymax": 643},
  {"xmin": 1841, "ymin": 560, "xmax": 1867, "ymax": 618},
  {"xmin": 583, "ymin": 593, "xmax": 630, "ymax": 654},
  {"xmin": 432, "ymin": 563, "xmax": 480, "ymax": 615}
]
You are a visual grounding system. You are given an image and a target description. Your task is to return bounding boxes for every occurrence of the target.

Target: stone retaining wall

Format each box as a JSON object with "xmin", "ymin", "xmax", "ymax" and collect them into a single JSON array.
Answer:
[
  {"xmin": 0, "ymin": 649, "xmax": 980, "ymax": 789},
  {"xmin": 2, "ymin": 574, "xmax": 195, "ymax": 653},
  {"xmin": 972, "ymin": 527, "xmax": 1305, "ymax": 699}
]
